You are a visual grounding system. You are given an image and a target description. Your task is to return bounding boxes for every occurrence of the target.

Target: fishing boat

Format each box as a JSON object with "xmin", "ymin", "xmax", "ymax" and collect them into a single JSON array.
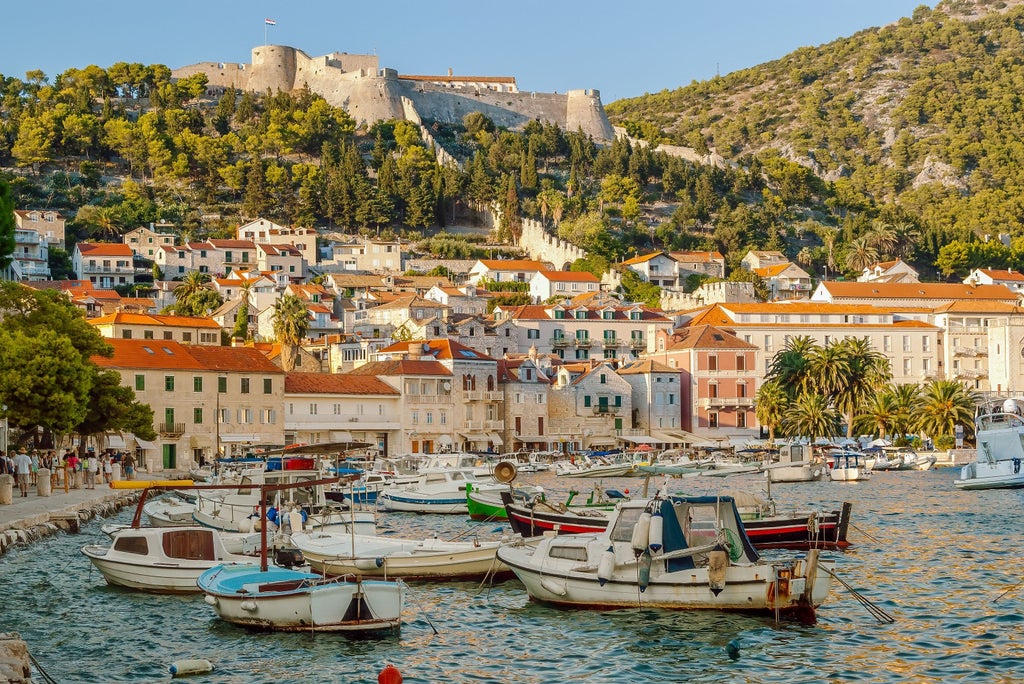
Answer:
[
  {"xmin": 830, "ymin": 451, "xmax": 872, "ymax": 482},
  {"xmin": 501, "ymin": 485, "xmax": 630, "ymax": 537},
  {"xmin": 290, "ymin": 530, "xmax": 509, "ymax": 580},
  {"xmin": 496, "ymin": 495, "xmax": 833, "ymax": 622},
  {"xmin": 871, "ymin": 446, "xmax": 936, "ymax": 471},
  {"xmin": 768, "ymin": 443, "xmax": 829, "ymax": 483},
  {"xmin": 144, "ymin": 493, "xmax": 201, "ymax": 527},
  {"xmin": 554, "ymin": 454, "xmax": 634, "ymax": 478},
  {"xmin": 197, "ymin": 475, "xmax": 404, "ymax": 634},
  {"xmin": 956, "ymin": 398, "xmax": 1024, "ymax": 490},
  {"xmin": 82, "ymin": 526, "xmax": 258, "ymax": 593},
  {"xmin": 377, "ymin": 468, "xmax": 506, "ymax": 514}
]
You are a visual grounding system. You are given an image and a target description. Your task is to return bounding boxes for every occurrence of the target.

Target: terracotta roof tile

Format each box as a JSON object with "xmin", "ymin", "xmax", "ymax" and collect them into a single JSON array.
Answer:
[
  {"xmin": 92, "ymin": 339, "xmax": 283, "ymax": 373},
  {"xmin": 621, "ymin": 252, "xmax": 663, "ymax": 266},
  {"xmin": 285, "ymin": 372, "xmax": 399, "ymax": 395},
  {"xmin": 77, "ymin": 242, "xmax": 134, "ymax": 257},
  {"xmin": 347, "ymin": 360, "xmax": 453, "ymax": 376},
  {"xmin": 537, "ymin": 270, "xmax": 600, "ymax": 282},
  {"xmin": 89, "ymin": 312, "xmax": 221, "ymax": 328},
  {"xmin": 667, "ymin": 324, "xmax": 758, "ymax": 350},
  {"xmin": 477, "ymin": 259, "xmax": 547, "ymax": 271},
  {"xmin": 820, "ymin": 281, "xmax": 1017, "ymax": 300}
]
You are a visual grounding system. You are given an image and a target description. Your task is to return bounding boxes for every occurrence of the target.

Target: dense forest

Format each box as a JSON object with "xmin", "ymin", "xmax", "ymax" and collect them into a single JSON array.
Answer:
[{"xmin": 5, "ymin": 0, "xmax": 1024, "ymax": 290}]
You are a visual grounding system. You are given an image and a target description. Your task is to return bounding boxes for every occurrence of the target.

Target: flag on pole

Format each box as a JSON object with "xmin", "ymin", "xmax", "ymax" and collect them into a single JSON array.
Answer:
[{"xmin": 265, "ymin": 18, "xmax": 277, "ymax": 25}]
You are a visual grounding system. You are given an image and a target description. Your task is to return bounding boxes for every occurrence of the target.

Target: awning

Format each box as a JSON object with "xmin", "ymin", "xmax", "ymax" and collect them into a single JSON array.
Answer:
[
  {"xmin": 618, "ymin": 434, "xmax": 659, "ymax": 444},
  {"xmin": 656, "ymin": 430, "xmax": 718, "ymax": 447},
  {"xmin": 587, "ymin": 436, "xmax": 617, "ymax": 446},
  {"xmin": 487, "ymin": 432, "xmax": 504, "ymax": 446},
  {"xmin": 131, "ymin": 436, "xmax": 156, "ymax": 450},
  {"xmin": 329, "ymin": 431, "xmax": 354, "ymax": 443},
  {"xmin": 104, "ymin": 433, "xmax": 126, "ymax": 449},
  {"xmin": 220, "ymin": 433, "xmax": 261, "ymax": 443},
  {"xmin": 190, "ymin": 435, "xmax": 213, "ymax": 448},
  {"xmin": 437, "ymin": 434, "xmax": 453, "ymax": 445}
]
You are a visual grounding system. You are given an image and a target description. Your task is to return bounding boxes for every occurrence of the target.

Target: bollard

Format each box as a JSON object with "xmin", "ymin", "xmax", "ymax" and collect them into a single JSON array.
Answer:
[
  {"xmin": 36, "ymin": 468, "xmax": 51, "ymax": 497},
  {"xmin": 111, "ymin": 462, "xmax": 122, "ymax": 482},
  {"xmin": 0, "ymin": 474, "xmax": 13, "ymax": 505},
  {"xmin": 73, "ymin": 469, "xmax": 83, "ymax": 490}
]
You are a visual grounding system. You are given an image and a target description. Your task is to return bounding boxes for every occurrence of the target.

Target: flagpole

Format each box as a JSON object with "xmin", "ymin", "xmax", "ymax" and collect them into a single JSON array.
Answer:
[{"xmin": 264, "ymin": 22, "xmax": 267, "ymax": 46}]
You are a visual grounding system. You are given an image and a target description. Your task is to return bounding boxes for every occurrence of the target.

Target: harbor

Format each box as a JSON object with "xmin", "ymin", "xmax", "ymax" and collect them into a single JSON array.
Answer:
[{"xmin": 2, "ymin": 465, "xmax": 1024, "ymax": 682}]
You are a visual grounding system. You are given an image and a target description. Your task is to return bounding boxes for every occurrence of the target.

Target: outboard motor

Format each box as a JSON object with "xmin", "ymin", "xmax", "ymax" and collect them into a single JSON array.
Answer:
[{"xmin": 275, "ymin": 548, "xmax": 305, "ymax": 567}]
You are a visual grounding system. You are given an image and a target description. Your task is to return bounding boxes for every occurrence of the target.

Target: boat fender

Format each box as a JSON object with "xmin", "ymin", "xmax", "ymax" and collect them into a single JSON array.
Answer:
[
  {"xmin": 289, "ymin": 510, "xmax": 304, "ymax": 533},
  {"xmin": 708, "ymin": 549, "xmax": 728, "ymax": 596},
  {"xmin": 638, "ymin": 550, "xmax": 652, "ymax": 592},
  {"xmin": 597, "ymin": 546, "xmax": 616, "ymax": 586},
  {"xmin": 169, "ymin": 659, "xmax": 214, "ymax": 678},
  {"xmin": 378, "ymin": 664, "xmax": 403, "ymax": 684},
  {"xmin": 648, "ymin": 511, "xmax": 664, "ymax": 554},
  {"xmin": 1015, "ymin": 458, "xmax": 1021, "ymax": 474},
  {"xmin": 540, "ymin": 578, "xmax": 568, "ymax": 596},
  {"xmin": 631, "ymin": 511, "xmax": 652, "ymax": 556},
  {"xmin": 203, "ymin": 595, "xmax": 218, "ymax": 606},
  {"xmin": 239, "ymin": 600, "xmax": 258, "ymax": 612},
  {"xmin": 239, "ymin": 516, "xmax": 253, "ymax": 534}
]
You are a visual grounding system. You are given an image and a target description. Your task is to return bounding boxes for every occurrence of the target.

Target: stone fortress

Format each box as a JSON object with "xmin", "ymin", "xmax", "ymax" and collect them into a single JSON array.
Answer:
[{"xmin": 173, "ymin": 46, "xmax": 614, "ymax": 141}]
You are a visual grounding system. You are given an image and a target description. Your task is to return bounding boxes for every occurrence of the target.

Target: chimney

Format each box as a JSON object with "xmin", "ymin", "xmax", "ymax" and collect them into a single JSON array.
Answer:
[{"xmin": 448, "ymin": 67, "xmax": 453, "ymax": 77}]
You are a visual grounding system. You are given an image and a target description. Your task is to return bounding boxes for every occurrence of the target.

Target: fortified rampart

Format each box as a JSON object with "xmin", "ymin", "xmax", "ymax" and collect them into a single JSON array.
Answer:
[
  {"xmin": 173, "ymin": 45, "xmax": 613, "ymax": 140},
  {"xmin": 516, "ymin": 217, "xmax": 588, "ymax": 270}
]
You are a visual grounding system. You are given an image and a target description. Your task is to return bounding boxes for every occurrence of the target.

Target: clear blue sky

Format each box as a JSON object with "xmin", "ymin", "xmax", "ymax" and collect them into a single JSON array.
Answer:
[{"xmin": 4, "ymin": 1, "xmax": 932, "ymax": 104}]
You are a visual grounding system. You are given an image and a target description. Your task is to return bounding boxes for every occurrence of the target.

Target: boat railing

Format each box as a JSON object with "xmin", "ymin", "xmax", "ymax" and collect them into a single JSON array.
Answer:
[{"xmin": 977, "ymin": 412, "xmax": 1024, "ymax": 430}]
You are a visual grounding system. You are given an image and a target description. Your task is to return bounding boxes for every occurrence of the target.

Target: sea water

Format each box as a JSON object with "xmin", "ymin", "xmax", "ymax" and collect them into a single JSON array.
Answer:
[{"xmin": 3, "ymin": 468, "xmax": 1024, "ymax": 683}]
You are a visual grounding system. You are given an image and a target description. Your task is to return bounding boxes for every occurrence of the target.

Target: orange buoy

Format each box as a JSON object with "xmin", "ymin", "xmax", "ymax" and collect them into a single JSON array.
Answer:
[{"xmin": 378, "ymin": 664, "xmax": 403, "ymax": 684}]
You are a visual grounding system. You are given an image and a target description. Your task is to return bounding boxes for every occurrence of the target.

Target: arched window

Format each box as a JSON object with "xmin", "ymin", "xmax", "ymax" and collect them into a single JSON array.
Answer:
[{"xmin": 487, "ymin": 375, "xmax": 495, "ymax": 391}]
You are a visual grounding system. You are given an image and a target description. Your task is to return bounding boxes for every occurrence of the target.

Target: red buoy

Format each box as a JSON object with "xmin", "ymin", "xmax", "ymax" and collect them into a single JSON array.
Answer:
[{"xmin": 378, "ymin": 664, "xmax": 403, "ymax": 684}]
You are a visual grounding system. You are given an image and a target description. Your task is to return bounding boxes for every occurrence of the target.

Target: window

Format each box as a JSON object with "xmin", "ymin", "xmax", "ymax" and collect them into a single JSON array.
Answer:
[
  {"xmin": 310, "ymin": 403, "xmax": 318, "ymax": 415},
  {"xmin": 241, "ymin": 378, "xmax": 250, "ymax": 394},
  {"xmin": 708, "ymin": 412, "xmax": 719, "ymax": 429},
  {"xmin": 603, "ymin": 311, "xmax": 613, "ymax": 320},
  {"xmin": 135, "ymin": 375, "xmax": 145, "ymax": 391},
  {"xmin": 527, "ymin": 329, "xmax": 540, "ymax": 339},
  {"xmin": 218, "ymin": 376, "xmax": 227, "ymax": 393},
  {"xmin": 193, "ymin": 377, "xmax": 203, "ymax": 392},
  {"xmin": 182, "ymin": 332, "xmax": 192, "ymax": 342},
  {"xmin": 708, "ymin": 355, "xmax": 718, "ymax": 371},
  {"xmin": 584, "ymin": 396, "xmax": 592, "ymax": 407},
  {"xmin": 903, "ymin": 336, "xmax": 912, "ymax": 353},
  {"xmin": 600, "ymin": 374, "xmax": 607, "ymax": 384},
  {"xmin": 440, "ymin": 412, "xmax": 447, "ymax": 424},
  {"xmin": 903, "ymin": 358, "xmax": 912, "ymax": 374},
  {"xmin": 264, "ymin": 378, "xmax": 272, "ymax": 394},
  {"xmin": 923, "ymin": 337, "xmax": 931, "ymax": 352},
  {"xmin": 426, "ymin": 412, "xmax": 433, "ymax": 425},
  {"xmin": 737, "ymin": 383, "xmax": 746, "ymax": 398},
  {"xmin": 883, "ymin": 335, "xmax": 892, "ymax": 352},
  {"xmin": 193, "ymin": 408, "xmax": 203, "ymax": 424},
  {"xmin": 122, "ymin": 330, "xmax": 132, "ymax": 339},
  {"xmin": 576, "ymin": 310, "xmax": 587, "ymax": 320},
  {"xmin": 736, "ymin": 355, "xmax": 746, "ymax": 371},
  {"xmin": 144, "ymin": 330, "xmax": 154, "ymax": 340},
  {"xmin": 709, "ymin": 383, "xmax": 718, "ymax": 398},
  {"xmin": 165, "ymin": 376, "xmax": 175, "ymax": 391},
  {"xmin": 737, "ymin": 411, "xmax": 746, "ymax": 428},
  {"xmin": 411, "ymin": 412, "xmax": 419, "ymax": 425},
  {"xmin": 614, "ymin": 395, "xmax": 622, "ymax": 407}
]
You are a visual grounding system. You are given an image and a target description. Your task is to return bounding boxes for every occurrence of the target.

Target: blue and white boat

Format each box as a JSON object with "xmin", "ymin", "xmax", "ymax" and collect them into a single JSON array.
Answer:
[
  {"xmin": 198, "ymin": 563, "xmax": 403, "ymax": 633},
  {"xmin": 956, "ymin": 397, "xmax": 1024, "ymax": 490},
  {"xmin": 377, "ymin": 469, "xmax": 506, "ymax": 514}
]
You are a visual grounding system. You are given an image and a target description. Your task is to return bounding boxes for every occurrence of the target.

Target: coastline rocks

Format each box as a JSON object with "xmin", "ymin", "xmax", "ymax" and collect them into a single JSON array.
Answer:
[
  {"xmin": 0, "ymin": 493, "xmax": 140, "ymax": 557},
  {"xmin": 0, "ymin": 632, "xmax": 32, "ymax": 683}
]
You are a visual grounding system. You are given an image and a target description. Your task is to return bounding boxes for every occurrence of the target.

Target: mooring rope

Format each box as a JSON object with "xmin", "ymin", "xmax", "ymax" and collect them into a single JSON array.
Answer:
[{"xmin": 820, "ymin": 565, "xmax": 895, "ymax": 623}]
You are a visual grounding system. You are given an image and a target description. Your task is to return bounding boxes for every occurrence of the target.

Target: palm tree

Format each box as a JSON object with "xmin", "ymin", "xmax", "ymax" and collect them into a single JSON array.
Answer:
[
  {"xmin": 866, "ymin": 220, "xmax": 898, "ymax": 258},
  {"xmin": 913, "ymin": 380, "xmax": 977, "ymax": 442},
  {"xmin": 780, "ymin": 393, "xmax": 841, "ymax": 443},
  {"xmin": 766, "ymin": 335, "xmax": 817, "ymax": 398},
  {"xmin": 272, "ymin": 294, "xmax": 310, "ymax": 371},
  {"xmin": 834, "ymin": 337, "xmax": 891, "ymax": 437},
  {"xmin": 170, "ymin": 272, "xmax": 221, "ymax": 316},
  {"xmin": 755, "ymin": 380, "xmax": 789, "ymax": 444},
  {"xmin": 843, "ymin": 237, "xmax": 878, "ymax": 272},
  {"xmin": 891, "ymin": 222, "xmax": 921, "ymax": 260},
  {"xmin": 231, "ymin": 280, "xmax": 254, "ymax": 341},
  {"xmin": 806, "ymin": 339, "xmax": 851, "ymax": 399},
  {"xmin": 888, "ymin": 384, "xmax": 922, "ymax": 441},
  {"xmin": 854, "ymin": 391, "xmax": 898, "ymax": 440}
]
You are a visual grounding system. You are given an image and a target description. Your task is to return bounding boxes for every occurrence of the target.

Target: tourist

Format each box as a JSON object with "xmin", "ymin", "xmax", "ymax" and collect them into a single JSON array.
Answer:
[
  {"xmin": 85, "ymin": 451, "xmax": 99, "ymax": 489},
  {"xmin": 102, "ymin": 455, "xmax": 112, "ymax": 484},
  {"xmin": 123, "ymin": 453, "xmax": 136, "ymax": 481},
  {"xmin": 13, "ymin": 449, "xmax": 32, "ymax": 497},
  {"xmin": 30, "ymin": 450, "xmax": 39, "ymax": 486}
]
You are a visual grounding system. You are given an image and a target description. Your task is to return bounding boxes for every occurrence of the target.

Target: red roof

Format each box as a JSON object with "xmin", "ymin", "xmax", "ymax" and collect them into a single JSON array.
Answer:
[
  {"xmin": 477, "ymin": 259, "xmax": 547, "ymax": 271},
  {"xmin": 347, "ymin": 360, "xmax": 453, "ymax": 376},
  {"xmin": 92, "ymin": 339, "xmax": 283, "ymax": 373},
  {"xmin": 285, "ymin": 372, "xmax": 399, "ymax": 395},
  {"xmin": 77, "ymin": 242, "xmax": 133, "ymax": 257},
  {"xmin": 89, "ymin": 312, "xmax": 221, "ymax": 328},
  {"xmin": 821, "ymin": 281, "xmax": 1017, "ymax": 300},
  {"xmin": 538, "ymin": 270, "xmax": 600, "ymax": 283}
]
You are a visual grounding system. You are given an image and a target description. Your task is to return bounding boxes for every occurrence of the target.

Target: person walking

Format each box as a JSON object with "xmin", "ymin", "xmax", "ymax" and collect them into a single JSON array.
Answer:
[
  {"xmin": 123, "ymin": 453, "xmax": 136, "ymax": 481},
  {"xmin": 13, "ymin": 449, "xmax": 32, "ymax": 497},
  {"xmin": 102, "ymin": 455, "xmax": 113, "ymax": 484},
  {"xmin": 85, "ymin": 451, "xmax": 99, "ymax": 489}
]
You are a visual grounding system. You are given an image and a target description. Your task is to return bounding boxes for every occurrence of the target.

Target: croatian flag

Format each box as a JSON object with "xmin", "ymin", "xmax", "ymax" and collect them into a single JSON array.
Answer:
[{"xmin": 265, "ymin": 18, "xmax": 277, "ymax": 25}]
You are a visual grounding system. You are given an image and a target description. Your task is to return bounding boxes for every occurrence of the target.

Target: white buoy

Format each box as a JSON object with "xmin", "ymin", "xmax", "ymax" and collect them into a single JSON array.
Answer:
[
  {"xmin": 648, "ymin": 510, "xmax": 664, "ymax": 553},
  {"xmin": 597, "ymin": 546, "xmax": 616, "ymax": 586},
  {"xmin": 631, "ymin": 511, "xmax": 652, "ymax": 555},
  {"xmin": 168, "ymin": 659, "xmax": 214, "ymax": 678}
]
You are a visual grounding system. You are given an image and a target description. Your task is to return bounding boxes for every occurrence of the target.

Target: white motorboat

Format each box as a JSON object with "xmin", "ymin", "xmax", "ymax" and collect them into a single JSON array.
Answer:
[
  {"xmin": 496, "ymin": 495, "xmax": 834, "ymax": 622},
  {"xmin": 829, "ymin": 451, "xmax": 872, "ymax": 482},
  {"xmin": 198, "ymin": 563, "xmax": 403, "ymax": 634},
  {"xmin": 291, "ymin": 530, "xmax": 508, "ymax": 580},
  {"xmin": 872, "ymin": 446, "xmax": 936, "ymax": 471},
  {"xmin": 144, "ymin": 494, "xmax": 201, "ymax": 527},
  {"xmin": 377, "ymin": 468, "xmax": 506, "ymax": 514},
  {"xmin": 956, "ymin": 398, "xmax": 1024, "ymax": 490},
  {"xmin": 192, "ymin": 468, "xmax": 375, "ymax": 534},
  {"xmin": 82, "ymin": 526, "xmax": 258, "ymax": 593},
  {"xmin": 554, "ymin": 455, "xmax": 634, "ymax": 478},
  {"xmin": 768, "ymin": 444, "xmax": 829, "ymax": 483}
]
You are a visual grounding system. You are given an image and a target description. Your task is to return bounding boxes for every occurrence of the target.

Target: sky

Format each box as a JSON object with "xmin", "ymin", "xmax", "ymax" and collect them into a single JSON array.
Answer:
[{"xmin": 4, "ymin": 1, "xmax": 935, "ymax": 104}]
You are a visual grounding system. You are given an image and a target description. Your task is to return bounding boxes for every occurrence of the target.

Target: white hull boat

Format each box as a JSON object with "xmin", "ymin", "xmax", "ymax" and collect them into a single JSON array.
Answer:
[
  {"xmin": 198, "ymin": 563, "xmax": 403, "ymax": 633},
  {"xmin": 829, "ymin": 451, "xmax": 872, "ymax": 482},
  {"xmin": 378, "ymin": 469, "xmax": 506, "ymax": 514},
  {"xmin": 82, "ymin": 526, "xmax": 256, "ymax": 594},
  {"xmin": 497, "ymin": 495, "xmax": 833, "ymax": 622},
  {"xmin": 956, "ymin": 398, "xmax": 1024, "ymax": 490},
  {"xmin": 144, "ymin": 495, "xmax": 201, "ymax": 527},
  {"xmin": 769, "ymin": 444, "xmax": 829, "ymax": 483},
  {"xmin": 291, "ymin": 531, "xmax": 508, "ymax": 580}
]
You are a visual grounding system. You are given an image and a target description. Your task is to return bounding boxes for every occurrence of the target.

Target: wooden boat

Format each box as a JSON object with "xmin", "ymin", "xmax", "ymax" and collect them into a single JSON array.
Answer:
[
  {"xmin": 956, "ymin": 398, "xmax": 1024, "ymax": 489},
  {"xmin": 81, "ymin": 526, "xmax": 256, "ymax": 594},
  {"xmin": 377, "ymin": 468, "xmax": 506, "ymax": 514},
  {"xmin": 504, "ymin": 491, "xmax": 853, "ymax": 552},
  {"xmin": 497, "ymin": 495, "xmax": 833, "ymax": 622},
  {"xmin": 465, "ymin": 483, "xmax": 545, "ymax": 521},
  {"xmin": 197, "ymin": 475, "xmax": 404, "ymax": 634},
  {"xmin": 291, "ymin": 530, "xmax": 509, "ymax": 580},
  {"xmin": 198, "ymin": 563, "xmax": 403, "ymax": 634}
]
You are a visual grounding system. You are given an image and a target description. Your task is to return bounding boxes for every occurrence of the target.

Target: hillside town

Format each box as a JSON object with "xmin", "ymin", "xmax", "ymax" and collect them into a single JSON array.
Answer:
[{"xmin": 3, "ymin": 209, "xmax": 1016, "ymax": 473}]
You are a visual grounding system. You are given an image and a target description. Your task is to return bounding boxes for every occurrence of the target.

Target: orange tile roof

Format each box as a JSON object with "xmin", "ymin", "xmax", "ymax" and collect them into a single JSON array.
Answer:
[
  {"xmin": 754, "ymin": 263, "xmax": 802, "ymax": 278},
  {"xmin": 617, "ymin": 359, "xmax": 677, "ymax": 374},
  {"xmin": 976, "ymin": 268, "xmax": 1024, "ymax": 282},
  {"xmin": 538, "ymin": 270, "xmax": 600, "ymax": 282},
  {"xmin": 209, "ymin": 239, "xmax": 257, "ymax": 249},
  {"xmin": 669, "ymin": 250, "xmax": 725, "ymax": 262},
  {"xmin": 77, "ymin": 242, "xmax": 134, "ymax": 257},
  {"xmin": 92, "ymin": 339, "xmax": 283, "ymax": 373},
  {"xmin": 720, "ymin": 302, "xmax": 896, "ymax": 315},
  {"xmin": 477, "ymin": 259, "xmax": 547, "ymax": 271},
  {"xmin": 820, "ymin": 281, "xmax": 1017, "ymax": 300},
  {"xmin": 932, "ymin": 300, "xmax": 1024, "ymax": 314},
  {"xmin": 378, "ymin": 338, "xmax": 496, "ymax": 361},
  {"xmin": 285, "ymin": 372, "xmax": 399, "ymax": 395},
  {"xmin": 347, "ymin": 360, "xmax": 453, "ymax": 376},
  {"xmin": 621, "ymin": 252, "xmax": 663, "ymax": 266},
  {"xmin": 501, "ymin": 304, "xmax": 671, "ymax": 323},
  {"xmin": 667, "ymin": 324, "xmax": 758, "ymax": 350},
  {"xmin": 89, "ymin": 312, "xmax": 221, "ymax": 328}
]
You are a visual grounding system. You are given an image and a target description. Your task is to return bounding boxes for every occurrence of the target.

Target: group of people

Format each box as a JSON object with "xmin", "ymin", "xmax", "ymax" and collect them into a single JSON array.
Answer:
[{"xmin": 0, "ymin": 447, "xmax": 139, "ymax": 496}]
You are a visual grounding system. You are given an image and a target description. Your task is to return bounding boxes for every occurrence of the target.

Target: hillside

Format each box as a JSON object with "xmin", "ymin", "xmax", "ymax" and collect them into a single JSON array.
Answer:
[{"xmin": 607, "ymin": 0, "xmax": 1024, "ymax": 243}]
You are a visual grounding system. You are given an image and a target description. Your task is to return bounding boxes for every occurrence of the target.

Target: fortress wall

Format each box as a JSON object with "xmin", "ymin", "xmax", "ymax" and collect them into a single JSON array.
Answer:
[
  {"xmin": 517, "ymin": 217, "xmax": 588, "ymax": 270},
  {"xmin": 312, "ymin": 72, "xmax": 405, "ymax": 126},
  {"xmin": 172, "ymin": 62, "xmax": 251, "ymax": 90},
  {"xmin": 566, "ymin": 89, "xmax": 614, "ymax": 140},
  {"xmin": 247, "ymin": 45, "xmax": 298, "ymax": 93}
]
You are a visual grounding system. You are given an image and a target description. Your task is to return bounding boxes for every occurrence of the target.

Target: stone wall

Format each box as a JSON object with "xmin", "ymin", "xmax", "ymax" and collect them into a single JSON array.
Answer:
[{"xmin": 516, "ymin": 217, "xmax": 588, "ymax": 270}]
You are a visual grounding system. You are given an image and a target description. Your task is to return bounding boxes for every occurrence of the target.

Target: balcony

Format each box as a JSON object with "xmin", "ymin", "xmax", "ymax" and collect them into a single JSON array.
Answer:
[
  {"xmin": 954, "ymin": 368, "xmax": 987, "ymax": 379},
  {"xmin": 550, "ymin": 337, "xmax": 570, "ymax": 348},
  {"xmin": 592, "ymin": 405, "xmax": 621, "ymax": 415},
  {"xmin": 953, "ymin": 346, "xmax": 986, "ymax": 357},
  {"xmin": 158, "ymin": 422, "xmax": 185, "ymax": 437},
  {"xmin": 630, "ymin": 339, "xmax": 647, "ymax": 350},
  {"xmin": 602, "ymin": 338, "xmax": 621, "ymax": 349},
  {"xmin": 575, "ymin": 338, "xmax": 593, "ymax": 349},
  {"xmin": 698, "ymin": 397, "xmax": 755, "ymax": 408}
]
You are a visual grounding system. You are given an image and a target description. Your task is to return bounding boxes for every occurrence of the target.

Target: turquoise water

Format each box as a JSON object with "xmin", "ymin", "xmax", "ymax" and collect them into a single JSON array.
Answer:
[{"xmin": 4, "ymin": 469, "xmax": 1024, "ymax": 683}]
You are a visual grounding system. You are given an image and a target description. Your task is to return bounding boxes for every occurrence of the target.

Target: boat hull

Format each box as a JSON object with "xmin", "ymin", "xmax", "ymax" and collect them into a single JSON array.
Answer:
[
  {"xmin": 377, "ymin": 492, "xmax": 469, "ymax": 514},
  {"xmin": 198, "ymin": 564, "xmax": 402, "ymax": 633},
  {"xmin": 82, "ymin": 547, "xmax": 220, "ymax": 593}
]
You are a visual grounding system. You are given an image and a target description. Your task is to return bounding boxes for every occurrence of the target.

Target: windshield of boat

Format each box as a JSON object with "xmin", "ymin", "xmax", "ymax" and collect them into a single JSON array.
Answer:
[{"xmin": 609, "ymin": 507, "xmax": 644, "ymax": 542}]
